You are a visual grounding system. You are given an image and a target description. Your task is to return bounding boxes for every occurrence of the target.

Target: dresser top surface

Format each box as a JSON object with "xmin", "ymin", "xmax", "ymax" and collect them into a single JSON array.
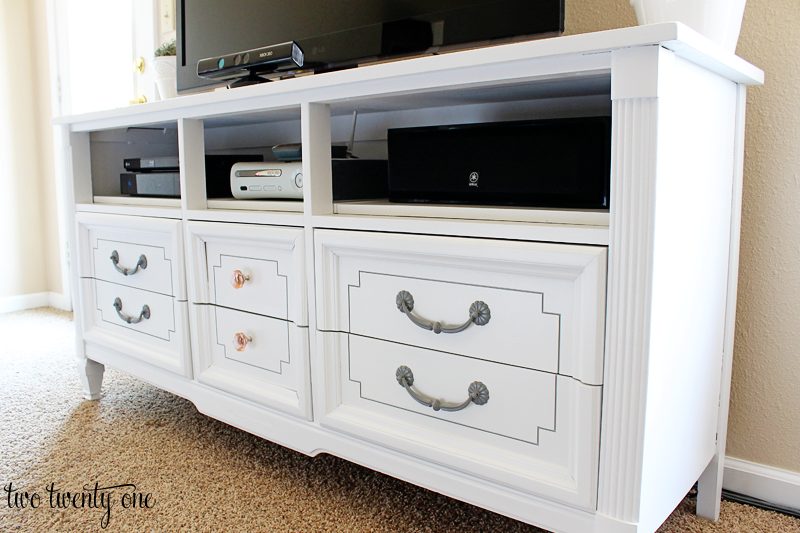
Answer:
[{"xmin": 54, "ymin": 22, "xmax": 763, "ymax": 132}]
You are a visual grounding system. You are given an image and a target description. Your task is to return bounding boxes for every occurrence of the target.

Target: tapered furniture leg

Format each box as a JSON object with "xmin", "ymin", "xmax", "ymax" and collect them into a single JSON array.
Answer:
[{"xmin": 77, "ymin": 358, "xmax": 105, "ymax": 400}]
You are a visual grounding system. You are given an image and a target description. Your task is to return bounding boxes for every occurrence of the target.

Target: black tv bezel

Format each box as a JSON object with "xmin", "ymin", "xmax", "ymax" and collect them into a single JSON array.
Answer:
[{"xmin": 176, "ymin": 0, "xmax": 565, "ymax": 94}]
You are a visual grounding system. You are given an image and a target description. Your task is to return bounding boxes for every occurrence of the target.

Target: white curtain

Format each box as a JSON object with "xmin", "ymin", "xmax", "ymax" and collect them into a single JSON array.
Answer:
[{"xmin": 0, "ymin": 0, "xmax": 61, "ymax": 304}]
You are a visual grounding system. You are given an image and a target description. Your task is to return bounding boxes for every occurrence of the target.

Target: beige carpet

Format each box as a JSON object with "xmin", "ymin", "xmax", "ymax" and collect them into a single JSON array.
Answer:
[{"xmin": 0, "ymin": 308, "xmax": 798, "ymax": 532}]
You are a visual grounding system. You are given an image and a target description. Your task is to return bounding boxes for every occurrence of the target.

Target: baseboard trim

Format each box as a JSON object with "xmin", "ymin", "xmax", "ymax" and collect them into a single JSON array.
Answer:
[
  {"xmin": 0, "ymin": 291, "xmax": 71, "ymax": 314},
  {"xmin": 724, "ymin": 457, "xmax": 800, "ymax": 512},
  {"xmin": 47, "ymin": 291, "xmax": 72, "ymax": 311}
]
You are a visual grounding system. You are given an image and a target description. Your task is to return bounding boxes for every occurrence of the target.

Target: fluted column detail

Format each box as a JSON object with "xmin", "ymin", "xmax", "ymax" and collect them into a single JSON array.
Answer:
[{"xmin": 597, "ymin": 97, "xmax": 659, "ymax": 523}]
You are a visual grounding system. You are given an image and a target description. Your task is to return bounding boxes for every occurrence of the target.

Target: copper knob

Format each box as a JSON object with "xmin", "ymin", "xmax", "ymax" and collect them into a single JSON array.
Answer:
[
  {"xmin": 233, "ymin": 332, "xmax": 252, "ymax": 352},
  {"xmin": 231, "ymin": 270, "xmax": 250, "ymax": 289}
]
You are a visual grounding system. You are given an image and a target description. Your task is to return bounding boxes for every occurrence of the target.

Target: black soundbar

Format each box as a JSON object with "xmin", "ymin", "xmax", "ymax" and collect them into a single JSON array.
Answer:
[{"xmin": 388, "ymin": 117, "xmax": 611, "ymax": 209}]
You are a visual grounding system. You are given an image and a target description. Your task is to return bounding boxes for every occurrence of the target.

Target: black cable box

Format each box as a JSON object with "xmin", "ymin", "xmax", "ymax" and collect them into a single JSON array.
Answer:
[
  {"xmin": 332, "ymin": 159, "xmax": 388, "ymax": 201},
  {"xmin": 124, "ymin": 156, "xmax": 179, "ymax": 172},
  {"xmin": 121, "ymin": 173, "xmax": 180, "ymax": 197},
  {"xmin": 387, "ymin": 117, "xmax": 611, "ymax": 209},
  {"xmin": 121, "ymin": 154, "xmax": 263, "ymax": 198}
]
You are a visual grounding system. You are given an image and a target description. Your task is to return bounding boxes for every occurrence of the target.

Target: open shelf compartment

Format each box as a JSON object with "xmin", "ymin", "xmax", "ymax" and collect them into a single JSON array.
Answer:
[
  {"xmin": 317, "ymin": 72, "xmax": 612, "ymax": 226},
  {"xmin": 87, "ymin": 121, "xmax": 180, "ymax": 208}
]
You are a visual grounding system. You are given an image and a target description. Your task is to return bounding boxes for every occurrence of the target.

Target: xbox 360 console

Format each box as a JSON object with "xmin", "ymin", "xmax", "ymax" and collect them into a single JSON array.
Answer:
[
  {"xmin": 205, "ymin": 154, "xmax": 263, "ymax": 198},
  {"xmin": 231, "ymin": 162, "xmax": 303, "ymax": 200},
  {"xmin": 120, "ymin": 172, "xmax": 180, "ymax": 197},
  {"xmin": 231, "ymin": 159, "xmax": 389, "ymax": 201},
  {"xmin": 387, "ymin": 117, "xmax": 611, "ymax": 209}
]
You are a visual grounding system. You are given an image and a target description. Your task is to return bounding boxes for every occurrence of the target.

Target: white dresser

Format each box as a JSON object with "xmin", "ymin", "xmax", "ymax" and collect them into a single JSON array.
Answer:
[{"xmin": 55, "ymin": 23, "xmax": 763, "ymax": 533}]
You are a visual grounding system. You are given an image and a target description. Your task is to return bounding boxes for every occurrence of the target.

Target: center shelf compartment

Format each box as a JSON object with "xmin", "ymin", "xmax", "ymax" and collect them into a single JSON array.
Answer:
[
  {"xmin": 317, "ymin": 72, "xmax": 612, "ymax": 226},
  {"xmin": 199, "ymin": 106, "xmax": 303, "ymax": 213}
]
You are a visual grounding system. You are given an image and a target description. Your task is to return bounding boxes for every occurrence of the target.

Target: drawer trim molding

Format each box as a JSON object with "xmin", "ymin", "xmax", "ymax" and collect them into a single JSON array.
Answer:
[
  {"xmin": 210, "ymin": 253, "xmax": 289, "ymax": 321},
  {"xmin": 315, "ymin": 229, "xmax": 608, "ymax": 385},
  {"xmin": 213, "ymin": 306, "xmax": 292, "ymax": 376},
  {"xmin": 345, "ymin": 336, "xmax": 558, "ymax": 447},
  {"xmin": 321, "ymin": 329, "xmax": 602, "ymax": 510},
  {"xmin": 187, "ymin": 221, "xmax": 308, "ymax": 326},
  {"xmin": 76, "ymin": 212, "xmax": 186, "ymax": 300}
]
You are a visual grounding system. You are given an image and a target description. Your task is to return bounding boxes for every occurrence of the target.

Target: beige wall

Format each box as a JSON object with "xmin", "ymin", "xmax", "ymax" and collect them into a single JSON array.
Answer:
[
  {"xmin": 727, "ymin": 0, "xmax": 800, "ymax": 474},
  {"xmin": 0, "ymin": 0, "xmax": 61, "ymax": 300},
  {"xmin": 566, "ymin": 1, "xmax": 800, "ymax": 475}
]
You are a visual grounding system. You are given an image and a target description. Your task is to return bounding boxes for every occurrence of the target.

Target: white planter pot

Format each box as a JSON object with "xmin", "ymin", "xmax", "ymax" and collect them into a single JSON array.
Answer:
[
  {"xmin": 153, "ymin": 56, "xmax": 177, "ymax": 100},
  {"xmin": 630, "ymin": 0, "xmax": 747, "ymax": 52}
]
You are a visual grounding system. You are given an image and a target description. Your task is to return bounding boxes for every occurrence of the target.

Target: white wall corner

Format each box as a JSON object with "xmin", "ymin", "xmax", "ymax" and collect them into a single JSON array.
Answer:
[
  {"xmin": 724, "ymin": 457, "xmax": 800, "ymax": 511},
  {"xmin": 48, "ymin": 291, "xmax": 72, "ymax": 311}
]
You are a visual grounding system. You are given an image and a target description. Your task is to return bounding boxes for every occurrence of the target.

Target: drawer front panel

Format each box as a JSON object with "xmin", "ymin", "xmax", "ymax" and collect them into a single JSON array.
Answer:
[
  {"xmin": 82, "ymin": 279, "xmax": 190, "ymax": 376},
  {"xmin": 348, "ymin": 335, "xmax": 555, "ymax": 444},
  {"xmin": 210, "ymin": 251, "xmax": 288, "ymax": 321},
  {"xmin": 213, "ymin": 306, "xmax": 290, "ymax": 374},
  {"xmin": 78, "ymin": 212, "xmax": 184, "ymax": 298},
  {"xmin": 188, "ymin": 222, "xmax": 307, "ymax": 326},
  {"xmin": 94, "ymin": 280, "xmax": 176, "ymax": 340},
  {"xmin": 190, "ymin": 303, "xmax": 311, "ymax": 419},
  {"xmin": 321, "ymin": 331, "xmax": 602, "ymax": 510},
  {"xmin": 316, "ymin": 230, "xmax": 607, "ymax": 385},
  {"xmin": 349, "ymin": 273, "xmax": 560, "ymax": 375},
  {"xmin": 93, "ymin": 239, "xmax": 175, "ymax": 296}
]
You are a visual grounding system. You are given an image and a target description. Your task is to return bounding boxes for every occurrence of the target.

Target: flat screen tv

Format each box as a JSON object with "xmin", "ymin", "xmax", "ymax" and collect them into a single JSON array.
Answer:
[{"xmin": 177, "ymin": 0, "xmax": 565, "ymax": 94}]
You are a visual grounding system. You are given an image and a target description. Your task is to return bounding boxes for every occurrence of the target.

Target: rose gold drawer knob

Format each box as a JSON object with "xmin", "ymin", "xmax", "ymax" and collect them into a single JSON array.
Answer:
[
  {"xmin": 233, "ymin": 332, "xmax": 252, "ymax": 352},
  {"xmin": 230, "ymin": 270, "xmax": 250, "ymax": 289}
]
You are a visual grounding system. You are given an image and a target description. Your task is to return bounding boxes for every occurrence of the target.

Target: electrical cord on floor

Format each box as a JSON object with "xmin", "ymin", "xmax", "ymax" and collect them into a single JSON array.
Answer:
[
  {"xmin": 687, "ymin": 481, "xmax": 800, "ymax": 519},
  {"xmin": 721, "ymin": 489, "xmax": 800, "ymax": 519}
]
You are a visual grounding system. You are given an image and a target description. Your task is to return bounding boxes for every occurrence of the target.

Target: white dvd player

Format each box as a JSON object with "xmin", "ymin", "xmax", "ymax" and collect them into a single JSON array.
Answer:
[{"xmin": 230, "ymin": 161, "xmax": 303, "ymax": 199}]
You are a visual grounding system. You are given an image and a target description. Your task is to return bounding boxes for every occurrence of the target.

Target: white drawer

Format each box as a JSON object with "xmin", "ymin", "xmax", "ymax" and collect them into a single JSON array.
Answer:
[
  {"xmin": 210, "ymin": 251, "xmax": 288, "ymax": 320},
  {"xmin": 315, "ymin": 230, "xmax": 607, "ymax": 385},
  {"xmin": 213, "ymin": 306, "xmax": 290, "ymax": 373},
  {"xmin": 77, "ymin": 212, "xmax": 184, "ymax": 298},
  {"xmin": 81, "ymin": 279, "xmax": 191, "ymax": 376},
  {"xmin": 188, "ymin": 222, "xmax": 307, "ymax": 326},
  {"xmin": 320, "ymin": 332, "xmax": 602, "ymax": 510},
  {"xmin": 94, "ymin": 280, "xmax": 175, "ymax": 338},
  {"xmin": 349, "ymin": 335, "xmax": 555, "ymax": 443},
  {"xmin": 189, "ymin": 304, "xmax": 311, "ymax": 419}
]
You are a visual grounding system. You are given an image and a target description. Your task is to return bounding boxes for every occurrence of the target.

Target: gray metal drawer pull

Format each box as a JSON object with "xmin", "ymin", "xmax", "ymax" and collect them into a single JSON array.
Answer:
[
  {"xmin": 395, "ymin": 365, "xmax": 489, "ymax": 412},
  {"xmin": 110, "ymin": 250, "xmax": 147, "ymax": 276},
  {"xmin": 113, "ymin": 297, "xmax": 151, "ymax": 324},
  {"xmin": 396, "ymin": 290, "xmax": 490, "ymax": 334}
]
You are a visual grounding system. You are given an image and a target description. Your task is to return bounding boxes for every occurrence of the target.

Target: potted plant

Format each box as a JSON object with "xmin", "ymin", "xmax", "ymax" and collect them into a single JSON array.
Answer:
[{"xmin": 153, "ymin": 39, "xmax": 177, "ymax": 99}]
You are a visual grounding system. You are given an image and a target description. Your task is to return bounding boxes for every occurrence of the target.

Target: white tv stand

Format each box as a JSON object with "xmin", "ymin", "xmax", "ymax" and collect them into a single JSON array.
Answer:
[{"xmin": 55, "ymin": 23, "xmax": 763, "ymax": 533}]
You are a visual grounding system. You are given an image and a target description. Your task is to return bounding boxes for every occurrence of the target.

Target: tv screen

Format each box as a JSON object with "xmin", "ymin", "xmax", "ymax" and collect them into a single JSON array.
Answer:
[{"xmin": 177, "ymin": 0, "xmax": 565, "ymax": 93}]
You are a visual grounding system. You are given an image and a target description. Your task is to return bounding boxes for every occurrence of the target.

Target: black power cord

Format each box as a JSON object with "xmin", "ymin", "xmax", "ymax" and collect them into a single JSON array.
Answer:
[
  {"xmin": 721, "ymin": 489, "xmax": 800, "ymax": 520},
  {"xmin": 687, "ymin": 483, "xmax": 800, "ymax": 519}
]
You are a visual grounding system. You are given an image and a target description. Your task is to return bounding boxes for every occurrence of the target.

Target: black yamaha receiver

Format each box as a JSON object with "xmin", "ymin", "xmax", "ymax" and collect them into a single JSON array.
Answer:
[{"xmin": 387, "ymin": 117, "xmax": 611, "ymax": 209}]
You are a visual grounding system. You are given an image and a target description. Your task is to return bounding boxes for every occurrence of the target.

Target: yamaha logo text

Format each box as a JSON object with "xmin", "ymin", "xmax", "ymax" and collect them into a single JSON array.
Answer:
[{"xmin": 469, "ymin": 172, "xmax": 479, "ymax": 187}]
